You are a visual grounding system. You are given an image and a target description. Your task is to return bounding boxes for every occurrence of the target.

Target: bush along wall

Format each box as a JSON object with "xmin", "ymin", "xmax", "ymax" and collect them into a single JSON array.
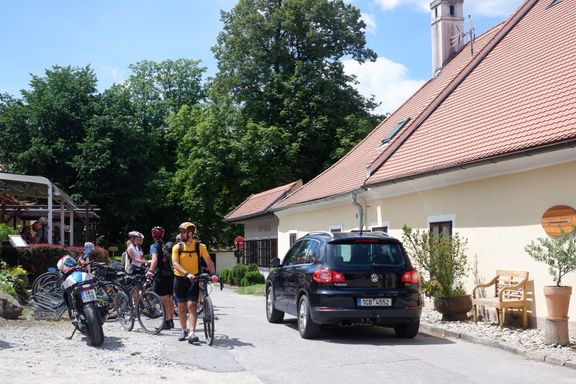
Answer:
[{"xmin": 220, "ymin": 263, "xmax": 264, "ymax": 286}]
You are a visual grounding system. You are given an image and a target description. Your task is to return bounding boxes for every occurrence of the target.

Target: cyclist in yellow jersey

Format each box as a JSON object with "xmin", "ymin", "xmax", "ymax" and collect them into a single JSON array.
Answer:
[{"xmin": 172, "ymin": 222, "xmax": 216, "ymax": 343}]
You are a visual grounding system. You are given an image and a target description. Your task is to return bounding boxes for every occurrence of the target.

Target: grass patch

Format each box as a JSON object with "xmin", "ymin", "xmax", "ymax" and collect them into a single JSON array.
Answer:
[{"xmin": 236, "ymin": 284, "xmax": 265, "ymax": 295}]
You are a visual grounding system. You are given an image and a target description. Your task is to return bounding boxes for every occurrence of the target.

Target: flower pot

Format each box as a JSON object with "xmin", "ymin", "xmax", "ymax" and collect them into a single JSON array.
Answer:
[
  {"xmin": 433, "ymin": 295, "xmax": 472, "ymax": 321},
  {"xmin": 543, "ymin": 286, "xmax": 572, "ymax": 320}
]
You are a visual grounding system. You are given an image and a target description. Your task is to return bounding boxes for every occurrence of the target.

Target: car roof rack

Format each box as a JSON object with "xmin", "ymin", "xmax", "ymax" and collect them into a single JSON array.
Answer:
[{"xmin": 305, "ymin": 231, "xmax": 334, "ymax": 238}]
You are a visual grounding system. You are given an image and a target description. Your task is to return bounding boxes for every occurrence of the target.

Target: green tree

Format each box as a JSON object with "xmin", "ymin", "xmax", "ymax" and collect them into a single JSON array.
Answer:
[
  {"xmin": 212, "ymin": 0, "xmax": 381, "ymax": 182},
  {"xmin": 168, "ymin": 96, "xmax": 248, "ymax": 246},
  {"xmin": 0, "ymin": 65, "xmax": 98, "ymax": 190}
]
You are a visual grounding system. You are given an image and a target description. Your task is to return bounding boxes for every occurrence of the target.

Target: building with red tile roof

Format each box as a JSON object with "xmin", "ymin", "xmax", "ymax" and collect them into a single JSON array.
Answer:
[
  {"xmin": 269, "ymin": 0, "xmax": 576, "ymax": 330},
  {"xmin": 224, "ymin": 180, "xmax": 302, "ymax": 266}
]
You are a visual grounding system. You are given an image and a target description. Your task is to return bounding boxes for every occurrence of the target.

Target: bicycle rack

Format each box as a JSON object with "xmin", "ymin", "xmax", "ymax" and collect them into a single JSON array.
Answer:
[{"xmin": 31, "ymin": 289, "xmax": 66, "ymax": 320}]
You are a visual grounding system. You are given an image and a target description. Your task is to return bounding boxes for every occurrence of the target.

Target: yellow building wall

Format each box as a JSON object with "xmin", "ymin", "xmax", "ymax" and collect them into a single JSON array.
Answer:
[{"xmin": 278, "ymin": 160, "xmax": 576, "ymax": 330}]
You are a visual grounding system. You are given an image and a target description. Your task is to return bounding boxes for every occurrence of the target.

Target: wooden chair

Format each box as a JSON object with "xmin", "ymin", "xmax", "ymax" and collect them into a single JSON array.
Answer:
[{"xmin": 472, "ymin": 270, "xmax": 529, "ymax": 328}]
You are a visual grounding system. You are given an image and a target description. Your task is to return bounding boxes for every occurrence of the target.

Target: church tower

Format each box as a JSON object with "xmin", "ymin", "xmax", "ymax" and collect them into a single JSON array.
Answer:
[{"xmin": 431, "ymin": 0, "xmax": 465, "ymax": 76}]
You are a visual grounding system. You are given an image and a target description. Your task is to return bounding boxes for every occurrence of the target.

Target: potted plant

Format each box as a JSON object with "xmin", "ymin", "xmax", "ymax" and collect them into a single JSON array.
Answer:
[
  {"xmin": 524, "ymin": 227, "xmax": 576, "ymax": 325},
  {"xmin": 402, "ymin": 225, "xmax": 471, "ymax": 321}
]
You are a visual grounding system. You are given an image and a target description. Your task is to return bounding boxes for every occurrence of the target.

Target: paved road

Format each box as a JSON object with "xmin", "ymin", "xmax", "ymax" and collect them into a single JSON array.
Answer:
[{"xmin": 165, "ymin": 287, "xmax": 574, "ymax": 384}]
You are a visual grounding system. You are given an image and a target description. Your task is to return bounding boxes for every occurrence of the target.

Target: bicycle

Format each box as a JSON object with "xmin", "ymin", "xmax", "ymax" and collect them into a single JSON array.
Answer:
[
  {"xmin": 116, "ymin": 273, "xmax": 166, "ymax": 335},
  {"xmin": 193, "ymin": 273, "xmax": 223, "ymax": 346}
]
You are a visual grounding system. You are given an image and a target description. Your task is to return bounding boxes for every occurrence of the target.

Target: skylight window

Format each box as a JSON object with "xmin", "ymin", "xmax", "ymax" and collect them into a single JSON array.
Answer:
[
  {"xmin": 549, "ymin": 0, "xmax": 563, "ymax": 7},
  {"xmin": 381, "ymin": 117, "xmax": 411, "ymax": 144}
]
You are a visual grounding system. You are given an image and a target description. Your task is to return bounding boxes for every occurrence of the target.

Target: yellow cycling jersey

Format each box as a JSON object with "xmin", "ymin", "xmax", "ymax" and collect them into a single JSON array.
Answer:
[{"xmin": 172, "ymin": 240, "xmax": 210, "ymax": 277}]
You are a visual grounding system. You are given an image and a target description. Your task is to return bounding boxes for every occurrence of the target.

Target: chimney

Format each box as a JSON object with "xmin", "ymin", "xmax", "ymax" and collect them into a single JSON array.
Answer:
[{"xmin": 431, "ymin": 0, "xmax": 464, "ymax": 76}]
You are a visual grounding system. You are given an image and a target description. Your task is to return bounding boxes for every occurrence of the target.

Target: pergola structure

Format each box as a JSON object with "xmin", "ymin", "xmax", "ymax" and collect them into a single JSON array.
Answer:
[{"xmin": 0, "ymin": 172, "xmax": 83, "ymax": 245}]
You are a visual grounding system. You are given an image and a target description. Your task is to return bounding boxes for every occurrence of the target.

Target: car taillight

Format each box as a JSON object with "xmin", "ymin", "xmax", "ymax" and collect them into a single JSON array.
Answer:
[
  {"xmin": 401, "ymin": 269, "xmax": 420, "ymax": 284},
  {"xmin": 313, "ymin": 269, "xmax": 346, "ymax": 283}
]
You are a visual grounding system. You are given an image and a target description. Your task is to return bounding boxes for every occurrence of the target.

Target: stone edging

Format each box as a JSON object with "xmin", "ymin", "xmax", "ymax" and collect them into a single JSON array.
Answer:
[{"xmin": 419, "ymin": 322, "xmax": 576, "ymax": 369}]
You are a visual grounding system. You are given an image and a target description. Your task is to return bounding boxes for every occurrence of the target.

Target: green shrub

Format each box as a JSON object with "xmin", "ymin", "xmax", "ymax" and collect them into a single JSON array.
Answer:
[
  {"xmin": 244, "ymin": 270, "xmax": 265, "ymax": 285},
  {"xmin": 0, "ymin": 224, "xmax": 18, "ymax": 241},
  {"xmin": 224, "ymin": 263, "xmax": 263, "ymax": 286},
  {"xmin": 220, "ymin": 268, "xmax": 231, "ymax": 284},
  {"xmin": 230, "ymin": 264, "xmax": 249, "ymax": 286},
  {"xmin": 0, "ymin": 262, "xmax": 29, "ymax": 304}
]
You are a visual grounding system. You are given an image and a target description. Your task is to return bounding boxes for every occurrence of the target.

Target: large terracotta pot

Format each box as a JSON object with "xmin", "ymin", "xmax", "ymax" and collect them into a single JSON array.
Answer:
[
  {"xmin": 543, "ymin": 286, "xmax": 572, "ymax": 320},
  {"xmin": 433, "ymin": 295, "xmax": 472, "ymax": 321}
]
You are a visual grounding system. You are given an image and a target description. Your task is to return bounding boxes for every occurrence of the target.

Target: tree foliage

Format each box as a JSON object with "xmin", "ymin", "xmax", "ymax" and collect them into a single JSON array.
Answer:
[
  {"xmin": 0, "ymin": 65, "xmax": 98, "ymax": 190},
  {"xmin": 525, "ymin": 227, "xmax": 576, "ymax": 287},
  {"xmin": 212, "ymin": 0, "xmax": 381, "ymax": 182},
  {"xmin": 0, "ymin": 3, "xmax": 384, "ymax": 247}
]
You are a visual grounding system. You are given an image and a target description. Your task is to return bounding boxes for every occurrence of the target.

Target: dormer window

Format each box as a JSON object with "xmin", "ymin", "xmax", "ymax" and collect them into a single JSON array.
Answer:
[{"xmin": 382, "ymin": 117, "xmax": 411, "ymax": 144}]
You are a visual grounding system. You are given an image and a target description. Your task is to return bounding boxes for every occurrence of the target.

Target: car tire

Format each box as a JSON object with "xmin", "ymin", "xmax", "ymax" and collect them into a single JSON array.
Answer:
[
  {"xmin": 394, "ymin": 320, "xmax": 420, "ymax": 338},
  {"xmin": 266, "ymin": 287, "xmax": 284, "ymax": 323},
  {"xmin": 298, "ymin": 295, "xmax": 320, "ymax": 339}
]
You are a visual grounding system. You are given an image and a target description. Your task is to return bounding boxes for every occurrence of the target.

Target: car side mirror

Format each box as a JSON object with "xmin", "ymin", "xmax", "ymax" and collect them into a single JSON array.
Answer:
[{"xmin": 270, "ymin": 258, "xmax": 281, "ymax": 268}]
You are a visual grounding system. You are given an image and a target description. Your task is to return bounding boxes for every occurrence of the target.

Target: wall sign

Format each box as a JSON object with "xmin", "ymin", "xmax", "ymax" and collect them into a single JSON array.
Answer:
[{"xmin": 541, "ymin": 205, "xmax": 576, "ymax": 237}]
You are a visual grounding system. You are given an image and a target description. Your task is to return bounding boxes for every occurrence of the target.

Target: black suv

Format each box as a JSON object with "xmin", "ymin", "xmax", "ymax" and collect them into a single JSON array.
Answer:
[{"xmin": 265, "ymin": 231, "xmax": 421, "ymax": 339}]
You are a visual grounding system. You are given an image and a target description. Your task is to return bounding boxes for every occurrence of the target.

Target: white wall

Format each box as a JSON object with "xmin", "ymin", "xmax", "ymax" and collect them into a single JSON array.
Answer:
[{"xmin": 244, "ymin": 215, "xmax": 278, "ymax": 240}]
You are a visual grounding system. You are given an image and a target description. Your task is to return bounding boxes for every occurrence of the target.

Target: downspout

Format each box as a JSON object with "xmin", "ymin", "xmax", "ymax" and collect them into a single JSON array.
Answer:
[{"xmin": 351, "ymin": 192, "xmax": 364, "ymax": 234}]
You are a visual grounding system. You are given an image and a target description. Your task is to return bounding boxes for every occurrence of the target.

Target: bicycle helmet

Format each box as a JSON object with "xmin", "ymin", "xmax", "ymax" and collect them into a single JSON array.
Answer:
[
  {"xmin": 151, "ymin": 226, "xmax": 165, "ymax": 239},
  {"xmin": 178, "ymin": 222, "xmax": 196, "ymax": 232},
  {"xmin": 57, "ymin": 255, "xmax": 78, "ymax": 272},
  {"xmin": 128, "ymin": 230, "xmax": 144, "ymax": 239},
  {"xmin": 84, "ymin": 241, "xmax": 95, "ymax": 249}
]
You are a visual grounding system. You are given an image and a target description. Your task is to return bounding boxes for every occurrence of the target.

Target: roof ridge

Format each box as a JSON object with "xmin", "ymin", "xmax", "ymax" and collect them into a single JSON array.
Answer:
[{"xmin": 365, "ymin": 0, "xmax": 540, "ymax": 178}]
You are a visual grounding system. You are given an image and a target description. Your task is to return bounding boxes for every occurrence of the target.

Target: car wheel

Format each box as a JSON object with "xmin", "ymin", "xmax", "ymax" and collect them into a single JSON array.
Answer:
[
  {"xmin": 394, "ymin": 320, "xmax": 420, "ymax": 338},
  {"xmin": 266, "ymin": 287, "xmax": 284, "ymax": 323},
  {"xmin": 298, "ymin": 295, "xmax": 320, "ymax": 339}
]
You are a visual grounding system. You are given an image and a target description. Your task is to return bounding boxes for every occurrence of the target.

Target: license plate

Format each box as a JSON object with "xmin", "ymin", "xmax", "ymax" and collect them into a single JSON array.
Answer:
[
  {"xmin": 357, "ymin": 298, "xmax": 392, "ymax": 307},
  {"xmin": 80, "ymin": 289, "xmax": 97, "ymax": 303}
]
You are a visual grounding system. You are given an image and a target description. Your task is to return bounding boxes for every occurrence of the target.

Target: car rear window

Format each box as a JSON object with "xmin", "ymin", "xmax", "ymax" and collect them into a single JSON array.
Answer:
[{"xmin": 326, "ymin": 241, "xmax": 406, "ymax": 267}]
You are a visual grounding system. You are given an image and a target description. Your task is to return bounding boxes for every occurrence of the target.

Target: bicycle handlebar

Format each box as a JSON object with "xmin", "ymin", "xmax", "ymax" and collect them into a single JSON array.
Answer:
[{"xmin": 193, "ymin": 273, "xmax": 224, "ymax": 290}]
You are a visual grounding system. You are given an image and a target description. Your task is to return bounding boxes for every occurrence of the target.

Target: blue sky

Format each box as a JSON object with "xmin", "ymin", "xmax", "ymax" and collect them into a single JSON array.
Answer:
[{"xmin": 0, "ymin": 0, "xmax": 524, "ymax": 114}]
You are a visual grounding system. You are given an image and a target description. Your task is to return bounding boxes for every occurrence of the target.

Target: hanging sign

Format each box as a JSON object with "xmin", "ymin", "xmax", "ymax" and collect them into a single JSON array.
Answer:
[{"xmin": 541, "ymin": 205, "xmax": 576, "ymax": 237}]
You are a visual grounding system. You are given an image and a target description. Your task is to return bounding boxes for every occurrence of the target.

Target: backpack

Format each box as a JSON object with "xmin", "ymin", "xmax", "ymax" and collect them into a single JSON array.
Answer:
[
  {"xmin": 155, "ymin": 241, "xmax": 173, "ymax": 276},
  {"xmin": 176, "ymin": 240, "xmax": 206, "ymax": 273}
]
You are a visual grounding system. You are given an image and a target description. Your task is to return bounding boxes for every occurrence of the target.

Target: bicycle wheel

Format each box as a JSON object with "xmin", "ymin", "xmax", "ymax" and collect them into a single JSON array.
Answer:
[
  {"xmin": 32, "ymin": 272, "xmax": 59, "ymax": 296},
  {"xmin": 96, "ymin": 282, "xmax": 125, "ymax": 321},
  {"xmin": 116, "ymin": 289, "xmax": 135, "ymax": 331},
  {"xmin": 202, "ymin": 296, "xmax": 215, "ymax": 345},
  {"xmin": 136, "ymin": 291, "xmax": 165, "ymax": 334}
]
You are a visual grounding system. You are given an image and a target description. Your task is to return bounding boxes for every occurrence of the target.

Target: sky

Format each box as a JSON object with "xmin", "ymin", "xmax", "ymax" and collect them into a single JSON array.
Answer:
[{"xmin": 0, "ymin": 0, "xmax": 525, "ymax": 115}]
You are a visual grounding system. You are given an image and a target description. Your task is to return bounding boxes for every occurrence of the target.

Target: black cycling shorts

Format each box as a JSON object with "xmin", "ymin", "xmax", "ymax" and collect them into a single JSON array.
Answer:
[
  {"xmin": 173, "ymin": 275, "xmax": 200, "ymax": 303},
  {"xmin": 153, "ymin": 275, "xmax": 174, "ymax": 297}
]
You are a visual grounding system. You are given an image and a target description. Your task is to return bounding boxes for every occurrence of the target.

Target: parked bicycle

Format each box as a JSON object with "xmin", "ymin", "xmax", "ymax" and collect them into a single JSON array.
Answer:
[
  {"xmin": 116, "ymin": 273, "xmax": 166, "ymax": 334},
  {"xmin": 193, "ymin": 273, "xmax": 223, "ymax": 346}
]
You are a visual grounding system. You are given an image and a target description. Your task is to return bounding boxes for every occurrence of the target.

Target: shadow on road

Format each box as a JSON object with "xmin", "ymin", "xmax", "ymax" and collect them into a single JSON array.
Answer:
[
  {"xmin": 280, "ymin": 318, "xmax": 453, "ymax": 346},
  {"xmin": 213, "ymin": 334, "xmax": 255, "ymax": 349}
]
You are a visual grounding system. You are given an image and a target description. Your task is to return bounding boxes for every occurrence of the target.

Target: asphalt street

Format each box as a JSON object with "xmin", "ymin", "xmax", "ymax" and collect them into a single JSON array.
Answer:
[{"xmin": 163, "ymin": 287, "xmax": 575, "ymax": 384}]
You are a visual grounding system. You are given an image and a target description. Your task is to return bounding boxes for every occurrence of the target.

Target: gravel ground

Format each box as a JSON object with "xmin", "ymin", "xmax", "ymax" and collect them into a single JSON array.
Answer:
[
  {"xmin": 0, "ymin": 313, "xmax": 262, "ymax": 384},
  {"xmin": 2, "ymin": 305, "xmax": 576, "ymax": 383},
  {"xmin": 421, "ymin": 308, "xmax": 576, "ymax": 366}
]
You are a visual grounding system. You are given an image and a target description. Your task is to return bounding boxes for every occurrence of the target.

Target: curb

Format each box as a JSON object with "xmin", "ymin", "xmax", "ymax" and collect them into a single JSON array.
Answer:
[{"xmin": 419, "ymin": 322, "xmax": 576, "ymax": 369}]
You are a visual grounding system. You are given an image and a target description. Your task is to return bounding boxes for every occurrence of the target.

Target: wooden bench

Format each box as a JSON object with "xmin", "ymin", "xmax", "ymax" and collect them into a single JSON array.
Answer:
[{"xmin": 472, "ymin": 270, "xmax": 529, "ymax": 328}]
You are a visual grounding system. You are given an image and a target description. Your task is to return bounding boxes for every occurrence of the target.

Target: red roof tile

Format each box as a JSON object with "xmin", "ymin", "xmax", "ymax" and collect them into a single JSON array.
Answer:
[
  {"xmin": 367, "ymin": 0, "xmax": 576, "ymax": 185},
  {"xmin": 224, "ymin": 180, "xmax": 303, "ymax": 222}
]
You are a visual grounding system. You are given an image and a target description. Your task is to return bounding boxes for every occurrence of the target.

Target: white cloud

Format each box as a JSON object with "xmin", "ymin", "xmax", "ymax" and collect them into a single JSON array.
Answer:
[
  {"xmin": 344, "ymin": 57, "xmax": 425, "ymax": 115},
  {"xmin": 372, "ymin": 0, "xmax": 524, "ymax": 17},
  {"xmin": 361, "ymin": 12, "xmax": 377, "ymax": 34}
]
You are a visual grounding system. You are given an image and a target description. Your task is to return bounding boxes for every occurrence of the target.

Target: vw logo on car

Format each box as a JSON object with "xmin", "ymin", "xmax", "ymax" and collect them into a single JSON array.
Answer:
[{"xmin": 371, "ymin": 274, "xmax": 379, "ymax": 283}]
